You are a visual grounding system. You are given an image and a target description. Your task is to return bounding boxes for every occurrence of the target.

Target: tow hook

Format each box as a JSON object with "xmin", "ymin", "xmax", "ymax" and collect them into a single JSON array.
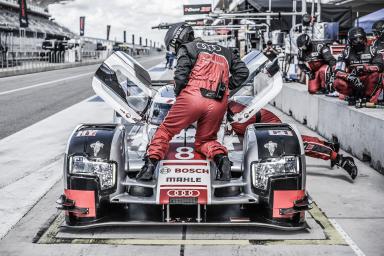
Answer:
[
  {"xmin": 279, "ymin": 194, "xmax": 313, "ymax": 215},
  {"xmin": 56, "ymin": 194, "xmax": 89, "ymax": 215}
]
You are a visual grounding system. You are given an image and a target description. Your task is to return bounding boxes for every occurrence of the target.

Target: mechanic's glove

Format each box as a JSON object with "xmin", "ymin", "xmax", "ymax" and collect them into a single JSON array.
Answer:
[
  {"xmin": 347, "ymin": 75, "xmax": 364, "ymax": 90},
  {"xmin": 354, "ymin": 65, "xmax": 365, "ymax": 76}
]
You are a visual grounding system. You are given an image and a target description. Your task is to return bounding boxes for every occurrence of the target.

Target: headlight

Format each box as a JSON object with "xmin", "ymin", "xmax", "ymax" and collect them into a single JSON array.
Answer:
[
  {"xmin": 251, "ymin": 156, "xmax": 299, "ymax": 190},
  {"xmin": 69, "ymin": 156, "xmax": 116, "ymax": 190}
]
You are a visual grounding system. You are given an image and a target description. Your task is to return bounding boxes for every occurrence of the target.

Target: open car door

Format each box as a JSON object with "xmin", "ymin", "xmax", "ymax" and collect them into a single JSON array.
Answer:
[
  {"xmin": 230, "ymin": 50, "xmax": 283, "ymax": 124},
  {"xmin": 92, "ymin": 51, "xmax": 155, "ymax": 123}
]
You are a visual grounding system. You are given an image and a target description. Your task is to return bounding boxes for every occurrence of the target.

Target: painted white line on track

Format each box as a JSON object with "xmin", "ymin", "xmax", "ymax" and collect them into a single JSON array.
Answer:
[
  {"xmin": 329, "ymin": 219, "xmax": 366, "ymax": 256},
  {"xmin": 0, "ymin": 72, "xmax": 94, "ymax": 96}
]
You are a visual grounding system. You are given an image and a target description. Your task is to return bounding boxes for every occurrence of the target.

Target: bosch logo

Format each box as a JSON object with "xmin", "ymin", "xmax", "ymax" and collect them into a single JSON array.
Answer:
[
  {"xmin": 160, "ymin": 167, "xmax": 171, "ymax": 174},
  {"xmin": 167, "ymin": 190, "xmax": 200, "ymax": 197}
]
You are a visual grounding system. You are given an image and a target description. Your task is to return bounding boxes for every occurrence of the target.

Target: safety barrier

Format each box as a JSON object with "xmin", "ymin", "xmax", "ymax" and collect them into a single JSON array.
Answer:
[
  {"xmin": 254, "ymin": 80, "xmax": 384, "ymax": 174},
  {"xmin": 0, "ymin": 50, "xmax": 110, "ymax": 77}
]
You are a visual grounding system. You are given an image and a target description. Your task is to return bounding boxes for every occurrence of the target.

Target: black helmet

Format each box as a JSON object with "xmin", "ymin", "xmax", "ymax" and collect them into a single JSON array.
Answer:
[
  {"xmin": 372, "ymin": 20, "xmax": 384, "ymax": 37},
  {"xmin": 267, "ymin": 40, "xmax": 272, "ymax": 45},
  {"xmin": 164, "ymin": 22, "xmax": 194, "ymax": 54},
  {"xmin": 347, "ymin": 27, "xmax": 366, "ymax": 51},
  {"xmin": 296, "ymin": 34, "xmax": 311, "ymax": 51}
]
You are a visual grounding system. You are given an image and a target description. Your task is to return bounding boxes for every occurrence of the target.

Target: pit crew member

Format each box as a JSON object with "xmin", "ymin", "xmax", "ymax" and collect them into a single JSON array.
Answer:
[
  {"xmin": 297, "ymin": 34, "xmax": 336, "ymax": 94},
  {"xmin": 228, "ymin": 101, "xmax": 358, "ymax": 180},
  {"xmin": 137, "ymin": 23, "xmax": 249, "ymax": 181},
  {"xmin": 372, "ymin": 20, "xmax": 384, "ymax": 55},
  {"xmin": 333, "ymin": 27, "xmax": 384, "ymax": 103}
]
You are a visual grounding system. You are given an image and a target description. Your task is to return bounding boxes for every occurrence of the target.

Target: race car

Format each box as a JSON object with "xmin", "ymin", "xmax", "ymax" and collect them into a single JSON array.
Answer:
[{"xmin": 56, "ymin": 50, "xmax": 312, "ymax": 230}]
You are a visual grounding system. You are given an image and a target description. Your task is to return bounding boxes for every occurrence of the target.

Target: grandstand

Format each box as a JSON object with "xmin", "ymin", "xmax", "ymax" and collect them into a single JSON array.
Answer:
[{"xmin": 0, "ymin": 0, "xmax": 73, "ymax": 52}]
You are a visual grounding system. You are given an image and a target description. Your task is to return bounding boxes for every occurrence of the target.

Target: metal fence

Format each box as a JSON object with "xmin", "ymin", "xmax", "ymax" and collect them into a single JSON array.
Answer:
[{"xmin": 0, "ymin": 50, "xmax": 110, "ymax": 73}]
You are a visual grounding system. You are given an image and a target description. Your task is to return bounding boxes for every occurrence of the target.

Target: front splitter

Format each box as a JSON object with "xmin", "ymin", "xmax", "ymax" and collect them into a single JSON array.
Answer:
[{"xmin": 35, "ymin": 203, "xmax": 347, "ymax": 246}]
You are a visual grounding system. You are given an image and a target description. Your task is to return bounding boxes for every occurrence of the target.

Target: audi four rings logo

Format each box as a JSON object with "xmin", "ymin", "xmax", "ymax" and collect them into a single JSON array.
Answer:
[
  {"xmin": 167, "ymin": 190, "xmax": 200, "ymax": 197},
  {"xmin": 160, "ymin": 167, "xmax": 171, "ymax": 174}
]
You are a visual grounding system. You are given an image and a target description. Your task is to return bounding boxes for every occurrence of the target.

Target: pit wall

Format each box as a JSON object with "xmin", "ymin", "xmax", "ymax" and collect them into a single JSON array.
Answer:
[{"xmin": 255, "ymin": 81, "xmax": 384, "ymax": 174}]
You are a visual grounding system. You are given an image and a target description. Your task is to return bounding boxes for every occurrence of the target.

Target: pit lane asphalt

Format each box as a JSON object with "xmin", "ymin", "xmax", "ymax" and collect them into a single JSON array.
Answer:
[
  {"xmin": 2, "ymin": 96, "xmax": 383, "ymax": 255},
  {"xmin": 0, "ymin": 54, "xmax": 164, "ymax": 139},
  {"xmin": 0, "ymin": 58, "xmax": 383, "ymax": 255}
]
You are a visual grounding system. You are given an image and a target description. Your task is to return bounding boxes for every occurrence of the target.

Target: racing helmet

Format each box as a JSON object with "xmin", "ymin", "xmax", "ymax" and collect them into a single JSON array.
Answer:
[
  {"xmin": 296, "ymin": 34, "xmax": 311, "ymax": 51},
  {"xmin": 347, "ymin": 27, "xmax": 367, "ymax": 51},
  {"xmin": 372, "ymin": 20, "xmax": 384, "ymax": 38},
  {"xmin": 164, "ymin": 22, "xmax": 194, "ymax": 54}
]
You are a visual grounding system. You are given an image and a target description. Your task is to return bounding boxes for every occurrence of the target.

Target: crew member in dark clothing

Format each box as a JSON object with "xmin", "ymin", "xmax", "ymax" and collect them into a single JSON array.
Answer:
[
  {"xmin": 263, "ymin": 40, "xmax": 279, "ymax": 61},
  {"xmin": 372, "ymin": 20, "xmax": 384, "ymax": 55},
  {"xmin": 370, "ymin": 20, "xmax": 384, "ymax": 103},
  {"xmin": 334, "ymin": 27, "xmax": 384, "ymax": 102},
  {"xmin": 137, "ymin": 23, "xmax": 249, "ymax": 181},
  {"xmin": 297, "ymin": 34, "xmax": 336, "ymax": 94},
  {"xmin": 228, "ymin": 101, "xmax": 358, "ymax": 180}
]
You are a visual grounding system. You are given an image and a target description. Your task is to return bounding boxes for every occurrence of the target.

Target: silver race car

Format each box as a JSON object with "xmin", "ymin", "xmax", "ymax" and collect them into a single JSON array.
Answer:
[{"xmin": 57, "ymin": 50, "xmax": 311, "ymax": 230}]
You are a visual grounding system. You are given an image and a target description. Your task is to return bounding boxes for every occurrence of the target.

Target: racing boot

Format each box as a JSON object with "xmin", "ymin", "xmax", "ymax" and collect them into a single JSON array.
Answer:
[
  {"xmin": 136, "ymin": 157, "xmax": 158, "ymax": 181},
  {"xmin": 328, "ymin": 137, "xmax": 340, "ymax": 168},
  {"xmin": 334, "ymin": 154, "xmax": 358, "ymax": 180},
  {"xmin": 214, "ymin": 154, "xmax": 231, "ymax": 181}
]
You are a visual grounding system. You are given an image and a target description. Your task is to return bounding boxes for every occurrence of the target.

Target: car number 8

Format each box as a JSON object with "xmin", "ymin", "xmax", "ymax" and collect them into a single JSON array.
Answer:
[{"xmin": 175, "ymin": 147, "xmax": 194, "ymax": 160}]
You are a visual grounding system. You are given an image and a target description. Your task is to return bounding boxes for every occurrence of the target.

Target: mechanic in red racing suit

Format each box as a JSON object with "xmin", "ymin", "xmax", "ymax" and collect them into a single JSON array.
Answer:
[
  {"xmin": 333, "ymin": 27, "xmax": 384, "ymax": 103},
  {"xmin": 297, "ymin": 34, "xmax": 336, "ymax": 94},
  {"xmin": 227, "ymin": 101, "xmax": 358, "ymax": 179},
  {"xmin": 137, "ymin": 23, "xmax": 249, "ymax": 181}
]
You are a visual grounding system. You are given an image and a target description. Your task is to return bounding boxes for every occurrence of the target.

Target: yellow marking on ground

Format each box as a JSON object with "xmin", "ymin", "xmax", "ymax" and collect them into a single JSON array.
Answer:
[{"xmin": 36, "ymin": 202, "xmax": 347, "ymax": 246}]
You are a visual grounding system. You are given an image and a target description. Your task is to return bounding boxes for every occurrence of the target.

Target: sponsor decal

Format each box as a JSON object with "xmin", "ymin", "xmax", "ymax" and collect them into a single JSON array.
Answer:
[
  {"xmin": 175, "ymin": 168, "xmax": 209, "ymax": 174},
  {"xmin": 268, "ymin": 130, "xmax": 293, "ymax": 136},
  {"xmin": 167, "ymin": 189, "xmax": 200, "ymax": 197},
  {"xmin": 360, "ymin": 54, "xmax": 371, "ymax": 60},
  {"xmin": 166, "ymin": 177, "xmax": 202, "ymax": 183},
  {"xmin": 186, "ymin": 19, "xmax": 205, "ymax": 26},
  {"xmin": 305, "ymin": 144, "xmax": 315, "ymax": 151},
  {"xmin": 79, "ymin": 16, "xmax": 85, "ymax": 36},
  {"xmin": 156, "ymin": 159, "xmax": 211, "ymax": 204},
  {"xmin": 76, "ymin": 130, "xmax": 97, "ymax": 137},
  {"xmin": 107, "ymin": 25, "xmax": 111, "ymax": 41},
  {"xmin": 264, "ymin": 141, "xmax": 278, "ymax": 156},
  {"xmin": 183, "ymin": 4, "xmax": 211, "ymax": 15},
  {"xmin": 160, "ymin": 167, "xmax": 171, "ymax": 174},
  {"xmin": 18, "ymin": 0, "xmax": 28, "ymax": 28},
  {"xmin": 196, "ymin": 42, "xmax": 222, "ymax": 52},
  {"xmin": 90, "ymin": 141, "xmax": 104, "ymax": 157}
]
